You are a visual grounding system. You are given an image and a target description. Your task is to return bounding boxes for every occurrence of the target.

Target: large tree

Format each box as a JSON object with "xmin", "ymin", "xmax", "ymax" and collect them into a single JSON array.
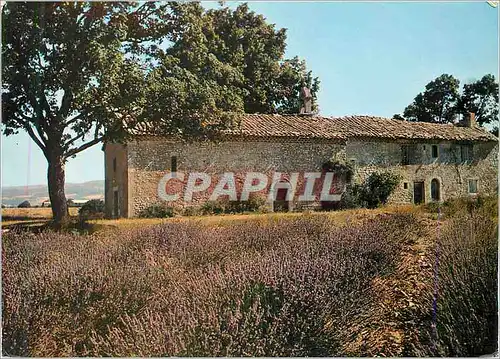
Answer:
[
  {"xmin": 457, "ymin": 74, "xmax": 499, "ymax": 127},
  {"xmin": 161, "ymin": 2, "xmax": 320, "ymax": 114},
  {"xmin": 402, "ymin": 74, "xmax": 461, "ymax": 124},
  {"xmin": 2, "ymin": 2, "xmax": 320, "ymax": 224},
  {"xmin": 395, "ymin": 73, "xmax": 499, "ymax": 128}
]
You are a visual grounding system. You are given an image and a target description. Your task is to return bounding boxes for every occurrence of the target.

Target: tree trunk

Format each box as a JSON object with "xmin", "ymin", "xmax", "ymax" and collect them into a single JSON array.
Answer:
[{"xmin": 47, "ymin": 154, "xmax": 69, "ymax": 224}]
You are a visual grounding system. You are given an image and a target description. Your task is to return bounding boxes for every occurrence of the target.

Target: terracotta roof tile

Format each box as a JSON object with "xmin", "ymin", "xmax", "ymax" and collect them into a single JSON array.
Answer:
[
  {"xmin": 226, "ymin": 114, "xmax": 345, "ymax": 140},
  {"xmin": 126, "ymin": 113, "xmax": 497, "ymax": 142},
  {"xmin": 328, "ymin": 115, "xmax": 497, "ymax": 142}
]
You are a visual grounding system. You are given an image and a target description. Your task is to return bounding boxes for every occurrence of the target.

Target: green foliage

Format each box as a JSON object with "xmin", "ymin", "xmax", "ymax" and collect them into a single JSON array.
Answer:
[
  {"xmin": 17, "ymin": 201, "xmax": 31, "ymax": 208},
  {"xmin": 403, "ymin": 74, "xmax": 461, "ymax": 124},
  {"xmin": 339, "ymin": 183, "xmax": 365, "ymax": 209},
  {"xmin": 164, "ymin": 3, "xmax": 320, "ymax": 115},
  {"xmin": 340, "ymin": 172, "xmax": 401, "ymax": 209},
  {"xmin": 362, "ymin": 172, "xmax": 401, "ymax": 208},
  {"xmin": 457, "ymin": 74, "xmax": 499, "ymax": 127},
  {"xmin": 396, "ymin": 73, "xmax": 499, "ymax": 126},
  {"xmin": 200, "ymin": 194, "xmax": 266, "ymax": 215},
  {"xmin": 78, "ymin": 199, "xmax": 105, "ymax": 219},
  {"xmin": 2, "ymin": 2, "xmax": 320, "ymax": 223},
  {"xmin": 322, "ymin": 159, "xmax": 354, "ymax": 183},
  {"xmin": 138, "ymin": 204, "xmax": 174, "ymax": 218}
]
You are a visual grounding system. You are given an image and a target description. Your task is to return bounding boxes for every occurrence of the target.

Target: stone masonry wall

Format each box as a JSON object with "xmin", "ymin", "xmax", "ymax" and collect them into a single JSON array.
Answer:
[
  {"xmin": 346, "ymin": 139, "xmax": 498, "ymax": 204},
  {"xmin": 126, "ymin": 137, "xmax": 346, "ymax": 217}
]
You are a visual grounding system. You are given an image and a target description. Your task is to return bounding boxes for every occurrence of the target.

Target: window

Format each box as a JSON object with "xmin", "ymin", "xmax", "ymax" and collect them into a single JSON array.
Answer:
[
  {"xmin": 403, "ymin": 182, "xmax": 408, "ymax": 189},
  {"xmin": 431, "ymin": 179, "xmax": 440, "ymax": 201},
  {"xmin": 461, "ymin": 144, "xmax": 473, "ymax": 163},
  {"xmin": 171, "ymin": 156, "xmax": 177, "ymax": 172},
  {"xmin": 401, "ymin": 145, "xmax": 410, "ymax": 165},
  {"xmin": 468, "ymin": 179, "xmax": 478, "ymax": 194},
  {"xmin": 431, "ymin": 145, "xmax": 438, "ymax": 159},
  {"xmin": 113, "ymin": 157, "xmax": 117, "ymax": 172}
]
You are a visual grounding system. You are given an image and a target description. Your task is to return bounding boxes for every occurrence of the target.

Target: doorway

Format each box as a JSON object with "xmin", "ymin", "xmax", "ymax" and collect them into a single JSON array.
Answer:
[
  {"xmin": 113, "ymin": 190, "xmax": 119, "ymax": 217},
  {"xmin": 431, "ymin": 179, "xmax": 440, "ymax": 201},
  {"xmin": 274, "ymin": 188, "xmax": 289, "ymax": 212},
  {"xmin": 413, "ymin": 182, "xmax": 424, "ymax": 204}
]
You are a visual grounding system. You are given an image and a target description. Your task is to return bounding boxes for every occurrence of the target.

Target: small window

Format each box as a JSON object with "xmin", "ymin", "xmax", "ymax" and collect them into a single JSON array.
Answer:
[
  {"xmin": 171, "ymin": 156, "xmax": 177, "ymax": 172},
  {"xmin": 461, "ymin": 145, "xmax": 473, "ymax": 163},
  {"xmin": 431, "ymin": 145, "xmax": 438, "ymax": 159},
  {"xmin": 401, "ymin": 145, "xmax": 410, "ymax": 165},
  {"xmin": 404, "ymin": 182, "xmax": 408, "ymax": 189},
  {"xmin": 113, "ymin": 158, "xmax": 117, "ymax": 172},
  {"xmin": 468, "ymin": 179, "xmax": 478, "ymax": 194}
]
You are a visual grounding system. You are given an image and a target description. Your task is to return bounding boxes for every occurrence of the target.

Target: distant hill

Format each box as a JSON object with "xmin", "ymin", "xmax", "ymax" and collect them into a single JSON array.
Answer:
[{"xmin": 1, "ymin": 180, "xmax": 104, "ymax": 207}]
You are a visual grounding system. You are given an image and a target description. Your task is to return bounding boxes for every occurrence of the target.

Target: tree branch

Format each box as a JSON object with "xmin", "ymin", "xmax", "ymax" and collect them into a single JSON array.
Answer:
[
  {"xmin": 24, "ymin": 122, "xmax": 48, "ymax": 156},
  {"xmin": 65, "ymin": 112, "xmax": 85, "ymax": 127},
  {"xmin": 64, "ymin": 136, "xmax": 104, "ymax": 159},
  {"xmin": 59, "ymin": 88, "xmax": 73, "ymax": 120},
  {"xmin": 19, "ymin": 112, "xmax": 49, "ymax": 145}
]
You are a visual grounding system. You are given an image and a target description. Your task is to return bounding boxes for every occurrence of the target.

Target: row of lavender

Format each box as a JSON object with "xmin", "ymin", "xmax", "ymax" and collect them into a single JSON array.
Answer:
[{"xmin": 2, "ymin": 201, "xmax": 497, "ymax": 356}]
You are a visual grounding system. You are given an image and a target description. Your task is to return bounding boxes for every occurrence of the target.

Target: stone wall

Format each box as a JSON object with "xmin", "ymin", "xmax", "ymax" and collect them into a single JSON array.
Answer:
[
  {"xmin": 346, "ymin": 139, "xmax": 498, "ymax": 204},
  {"xmin": 104, "ymin": 142, "xmax": 128, "ymax": 217},
  {"xmin": 126, "ymin": 136, "xmax": 345, "ymax": 217},
  {"xmin": 105, "ymin": 135, "xmax": 497, "ymax": 217}
]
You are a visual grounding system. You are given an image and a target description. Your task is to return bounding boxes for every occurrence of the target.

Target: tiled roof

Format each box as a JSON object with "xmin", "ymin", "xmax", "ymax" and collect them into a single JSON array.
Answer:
[
  {"xmin": 226, "ymin": 114, "xmax": 345, "ymax": 140},
  {"xmin": 126, "ymin": 114, "xmax": 346, "ymax": 140},
  {"xmin": 328, "ymin": 115, "xmax": 497, "ymax": 142},
  {"xmin": 126, "ymin": 113, "xmax": 497, "ymax": 142}
]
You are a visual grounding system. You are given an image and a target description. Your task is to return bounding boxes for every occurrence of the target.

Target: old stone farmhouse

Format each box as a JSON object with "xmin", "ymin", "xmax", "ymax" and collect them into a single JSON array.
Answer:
[{"xmin": 104, "ymin": 112, "xmax": 498, "ymax": 218}]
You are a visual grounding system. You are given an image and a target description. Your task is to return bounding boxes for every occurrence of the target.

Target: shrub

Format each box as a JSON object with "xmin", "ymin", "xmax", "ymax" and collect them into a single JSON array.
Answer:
[
  {"xmin": 424, "ymin": 195, "xmax": 498, "ymax": 219},
  {"xmin": 200, "ymin": 194, "xmax": 266, "ymax": 215},
  {"xmin": 182, "ymin": 206, "xmax": 201, "ymax": 217},
  {"xmin": 78, "ymin": 199, "xmax": 105, "ymax": 219},
  {"xmin": 322, "ymin": 159, "xmax": 354, "ymax": 183},
  {"xmin": 138, "ymin": 204, "xmax": 174, "ymax": 218},
  {"xmin": 17, "ymin": 200, "xmax": 31, "ymax": 208},
  {"xmin": 361, "ymin": 171, "xmax": 401, "ymax": 208},
  {"xmin": 339, "ymin": 172, "xmax": 400, "ymax": 209},
  {"xmin": 339, "ymin": 183, "xmax": 365, "ymax": 209}
]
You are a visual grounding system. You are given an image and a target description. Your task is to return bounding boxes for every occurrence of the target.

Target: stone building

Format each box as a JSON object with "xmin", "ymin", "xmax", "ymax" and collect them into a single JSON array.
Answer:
[{"xmin": 104, "ymin": 113, "xmax": 497, "ymax": 218}]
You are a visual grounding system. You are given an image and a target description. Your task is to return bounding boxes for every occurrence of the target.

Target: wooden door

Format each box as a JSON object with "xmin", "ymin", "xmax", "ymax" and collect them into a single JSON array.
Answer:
[{"xmin": 413, "ymin": 182, "xmax": 424, "ymax": 204}]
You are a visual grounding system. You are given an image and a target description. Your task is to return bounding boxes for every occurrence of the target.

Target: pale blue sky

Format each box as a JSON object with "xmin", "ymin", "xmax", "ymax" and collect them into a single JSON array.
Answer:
[{"xmin": 1, "ymin": 1, "xmax": 498, "ymax": 187}]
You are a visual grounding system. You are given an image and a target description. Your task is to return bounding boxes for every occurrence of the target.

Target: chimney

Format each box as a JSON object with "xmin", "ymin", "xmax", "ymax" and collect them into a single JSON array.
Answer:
[
  {"xmin": 299, "ymin": 86, "xmax": 312, "ymax": 115},
  {"xmin": 464, "ymin": 112, "xmax": 476, "ymax": 128}
]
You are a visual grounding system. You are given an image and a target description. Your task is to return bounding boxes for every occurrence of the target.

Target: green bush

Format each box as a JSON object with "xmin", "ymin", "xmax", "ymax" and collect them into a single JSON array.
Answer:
[
  {"xmin": 138, "ymin": 204, "xmax": 174, "ymax": 218},
  {"xmin": 340, "ymin": 172, "xmax": 400, "ymax": 209},
  {"xmin": 339, "ymin": 183, "xmax": 365, "ymax": 209},
  {"xmin": 17, "ymin": 200, "xmax": 31, "ymax": 208},
  {"xmin": 78, "ymin": 199, "xmax": 105, "ymax": 218},
  {"xmin": 200, "ymin": 194, "xmax": 266, "ymax": 215},
  {"xmin": 361, "ymin": 172, "xmax": 401, "ymax": 208},
  {"xmin": 182, "ymin": 206, "xmax": 201, "ymax": 217}
]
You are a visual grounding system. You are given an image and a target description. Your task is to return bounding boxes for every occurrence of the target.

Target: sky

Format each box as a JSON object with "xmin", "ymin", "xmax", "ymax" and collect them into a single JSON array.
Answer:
[{"xmin": 1, "ymin": 1, "xmax": 498, "ymax": 187}]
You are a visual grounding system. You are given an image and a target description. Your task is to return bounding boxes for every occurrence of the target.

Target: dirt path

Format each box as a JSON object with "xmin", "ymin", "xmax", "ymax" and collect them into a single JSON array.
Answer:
[{"xmin": 343, "ymin": 214, "xmax": 438, "ymax": 356}]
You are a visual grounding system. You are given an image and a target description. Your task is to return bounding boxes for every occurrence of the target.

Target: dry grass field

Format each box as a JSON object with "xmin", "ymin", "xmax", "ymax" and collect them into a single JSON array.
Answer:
[
  {"xmin": 1, "ymin": 207, "xmax": 79, "ymax": 226},
  {"xmin": 1, "ymin": 198, "xmax": 497, "ymax": 356},
  {"xmin": 1, "ymin": 203, "xmax": 419, "ymax": 232}
]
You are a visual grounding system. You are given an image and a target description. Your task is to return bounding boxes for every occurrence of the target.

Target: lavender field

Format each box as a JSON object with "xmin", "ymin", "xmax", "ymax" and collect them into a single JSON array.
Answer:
[{"xmin": 2, "ymin": 200, "xmax": 497, "ymax": 357}]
